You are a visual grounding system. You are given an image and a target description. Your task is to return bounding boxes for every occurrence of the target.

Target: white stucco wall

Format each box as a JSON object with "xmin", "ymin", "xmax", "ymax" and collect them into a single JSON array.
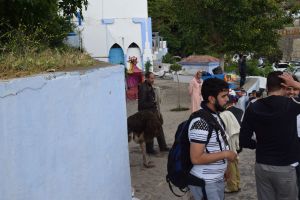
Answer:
[
  {"xmin": 101, "ymin": 0, "xmax": 148, "ymax": 18},
  {"xmin": 105, "ymin": 19, "xmax": 143, "ymax": 52},
  {"xmin": 0, "ymin": 65, "xmax": 131, "ymax": 200},
  {"xmin": 181, "ymin": 63, "xmax": 220, "ymax": 75},
  {"xmin": 76, "ymin": 0, "xmax": 152, "ymax": 67}
]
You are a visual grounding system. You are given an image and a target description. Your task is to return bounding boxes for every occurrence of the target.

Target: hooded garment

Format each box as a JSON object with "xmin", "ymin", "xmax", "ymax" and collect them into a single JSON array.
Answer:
[
  {"xmin": 188, "ymin": 77, "xmax": 203, "ymax": 112},
  {"xmin": 240, "ymin": 95, "xmax": 300, "ymax": 166},
  {"xmin": 220, "ymin": 110, "xmax": 241, "ymax": 153}
]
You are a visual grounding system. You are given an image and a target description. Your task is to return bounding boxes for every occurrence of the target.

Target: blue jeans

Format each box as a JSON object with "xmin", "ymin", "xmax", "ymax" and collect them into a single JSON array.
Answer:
[{"xmin": 189, "ymin": 180, "xmax": 225, "ymax": 200}]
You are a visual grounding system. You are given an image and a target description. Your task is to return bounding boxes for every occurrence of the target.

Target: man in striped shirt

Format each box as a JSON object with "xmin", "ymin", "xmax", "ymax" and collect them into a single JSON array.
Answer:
[{"xmin": 188, "ymin": 78, "xmax": 237, "ymax": 200}]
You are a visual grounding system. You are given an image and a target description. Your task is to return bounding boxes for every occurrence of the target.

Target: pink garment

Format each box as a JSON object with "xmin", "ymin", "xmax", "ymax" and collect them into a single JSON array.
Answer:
[{"xmin": 188, "ymin": 77, "xmax": 203, "ymax": 112}]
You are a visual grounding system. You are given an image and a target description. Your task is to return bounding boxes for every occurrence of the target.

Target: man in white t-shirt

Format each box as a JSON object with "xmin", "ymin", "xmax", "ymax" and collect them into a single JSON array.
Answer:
[{"xmin": 188, "ymin": 78, "xmax": 237, "ymax": 200}]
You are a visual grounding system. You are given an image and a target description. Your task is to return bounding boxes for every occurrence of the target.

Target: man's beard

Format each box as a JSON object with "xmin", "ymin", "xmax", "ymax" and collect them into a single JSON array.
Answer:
[{"xmin": 214, "ymin": 100, "xmax": 225, "ymax": 112}]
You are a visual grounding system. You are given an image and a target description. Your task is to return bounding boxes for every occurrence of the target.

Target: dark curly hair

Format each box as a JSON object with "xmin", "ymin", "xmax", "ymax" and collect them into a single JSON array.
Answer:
[{"xmin": 201, "ymin": 78, "xmax": 229, "ymax": 102}]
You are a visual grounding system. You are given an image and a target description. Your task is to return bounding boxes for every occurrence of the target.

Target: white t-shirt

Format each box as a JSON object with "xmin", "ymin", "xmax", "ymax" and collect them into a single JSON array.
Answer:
[{"xmin": 188, "ymin": 112, "xmax": 229, "ymax": 183}]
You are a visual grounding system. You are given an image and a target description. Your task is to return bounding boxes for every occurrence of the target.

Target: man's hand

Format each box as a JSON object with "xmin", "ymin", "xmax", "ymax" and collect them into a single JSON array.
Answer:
[
  {"xmin": 224, "ymin": 167, "xmax": 231, "ymax": 181},
  {"xmin": 224, "ymin": 150, "xmax": 237, "ymax": 162},
  {"xmin": 279, "ymin": 72, "xmax": 300, "ymax": 89}
]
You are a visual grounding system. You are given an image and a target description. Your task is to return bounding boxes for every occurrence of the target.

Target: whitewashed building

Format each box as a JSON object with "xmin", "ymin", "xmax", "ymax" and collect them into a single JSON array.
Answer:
[{"xmin": 67, "ymin": 0, "xmax": 153, "ymax": 70}]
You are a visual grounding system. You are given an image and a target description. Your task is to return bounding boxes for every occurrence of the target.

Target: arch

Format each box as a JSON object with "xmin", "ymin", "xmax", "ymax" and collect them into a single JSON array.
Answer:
[
  {"xmin": 128, "ymin": 43, "xmax": 139, "ymax": 48},
  {"xmin": 126, "ymin": 43, "xmax": 142, "ymax": 70},
  {"xmin": 108, "ymin": 43, "xmax": 124, "ymax": 65}
]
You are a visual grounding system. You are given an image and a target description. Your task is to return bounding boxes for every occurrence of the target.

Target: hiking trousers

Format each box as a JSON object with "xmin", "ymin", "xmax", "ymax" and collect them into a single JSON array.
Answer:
[{"xmin": 255, "ymin": 163, "xmax": 298, "ymax": 200}]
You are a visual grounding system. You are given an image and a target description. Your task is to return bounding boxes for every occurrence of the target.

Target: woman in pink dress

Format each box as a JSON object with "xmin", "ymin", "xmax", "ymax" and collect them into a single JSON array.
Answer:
[{"xmin": 188, "ymin": 70, "xmax": 203, "ymax": 112}]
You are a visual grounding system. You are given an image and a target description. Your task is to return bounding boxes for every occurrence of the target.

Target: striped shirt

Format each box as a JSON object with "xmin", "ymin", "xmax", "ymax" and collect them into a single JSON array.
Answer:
[{"xmin": 188, "ymin": 112, "xmax": 229, "ymax": 183}]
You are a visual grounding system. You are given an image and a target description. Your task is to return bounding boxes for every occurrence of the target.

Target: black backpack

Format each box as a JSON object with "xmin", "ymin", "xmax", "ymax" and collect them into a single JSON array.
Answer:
[{"xmin": 166, "ymin": 109, "xmax": 228, "ymax": 198}]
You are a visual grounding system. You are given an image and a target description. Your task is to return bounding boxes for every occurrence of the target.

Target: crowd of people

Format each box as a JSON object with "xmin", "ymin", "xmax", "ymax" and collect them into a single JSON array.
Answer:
[
  {"xmin": 135, "ymin": 66, "xmax": 300, "ymax": 199},
  {"xmin": 186, "ymin": 71, "xmax": 300, "ymax": 199}
]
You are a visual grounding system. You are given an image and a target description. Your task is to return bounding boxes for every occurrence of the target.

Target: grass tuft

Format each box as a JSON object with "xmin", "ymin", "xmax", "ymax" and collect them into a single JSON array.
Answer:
[{"xmin": 0, "ymin": 24, "xmax": 101, "ymax": 79}]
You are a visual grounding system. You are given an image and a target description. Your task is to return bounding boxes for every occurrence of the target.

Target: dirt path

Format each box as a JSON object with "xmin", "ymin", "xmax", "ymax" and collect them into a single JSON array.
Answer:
[{"xmin": 127, "ymin": 78, "xmax": 257, "ymax": 200}]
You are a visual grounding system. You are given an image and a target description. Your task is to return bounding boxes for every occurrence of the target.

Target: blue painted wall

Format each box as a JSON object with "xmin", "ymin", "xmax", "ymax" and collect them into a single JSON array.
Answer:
[{"xmin": 0, "ymin": 66, "xmax": 131, "ymax": 200}]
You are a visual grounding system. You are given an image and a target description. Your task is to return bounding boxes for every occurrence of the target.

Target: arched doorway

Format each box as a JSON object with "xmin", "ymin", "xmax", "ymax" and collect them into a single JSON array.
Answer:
[
  {"xmin": 109, "ymin": 44, "xmax": 124, "ymax": 65},
  {"xmin": 126, "ymin": 43, "xmax": 142, "ymax": 70}
]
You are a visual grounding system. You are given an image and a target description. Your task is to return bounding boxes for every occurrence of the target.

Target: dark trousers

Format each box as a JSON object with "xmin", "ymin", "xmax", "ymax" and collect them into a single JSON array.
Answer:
[
  {"xmin": 146, "ymin": 128, "xmax": 168, "ymax": 152},
  {"xmin": 240, "ymin": 74, "xmax": 246, "ymax": 88}
]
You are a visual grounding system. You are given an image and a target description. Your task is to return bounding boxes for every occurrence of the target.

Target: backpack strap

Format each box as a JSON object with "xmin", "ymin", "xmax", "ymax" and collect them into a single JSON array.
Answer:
[
  {"xmin": 193, "ymin": 109, "xmax": 229, "ymax": 164},
  {"xmin": 196, "ymin": 109, "xmax": 229, "ymax": 147},
  {"xmin": 167, "ymin": 181, "xmax": 189, "ymax": 197},
  {"xmin": 183, "ymin": 109, "xmax": 228, "ymax": 199}
]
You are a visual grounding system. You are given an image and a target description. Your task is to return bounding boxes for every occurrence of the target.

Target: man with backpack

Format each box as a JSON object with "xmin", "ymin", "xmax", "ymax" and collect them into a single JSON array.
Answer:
[{"xmin": 188, "ymin": 78, "xmax": 237, "ymax": 199}]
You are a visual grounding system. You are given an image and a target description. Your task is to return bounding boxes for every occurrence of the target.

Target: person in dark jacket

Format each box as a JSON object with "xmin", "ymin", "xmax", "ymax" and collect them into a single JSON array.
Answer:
[
  {"xmin": 240, "ymin": 71, "xmax": 300, "ymax": 200},
  {"xmin": 227, "ymin": 95, "xmax": 244, "ymax": 125},
  {"xmin": 138, "ymin": 72, "xmax": 169, "ymax": 154},
  {"xmin": 238, "ymin": 54, "xmax": 247, "ymax": 88}
]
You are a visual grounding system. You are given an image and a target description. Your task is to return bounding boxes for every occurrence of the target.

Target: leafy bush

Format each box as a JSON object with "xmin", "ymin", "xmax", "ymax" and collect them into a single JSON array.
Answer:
[
  {"xmin": 0, "ymin": 25, "xmax": 98, "ymax": 79},
  {"xmin": 162, "ymin": 53, "xmax": 176, "ymax": 64},
  {"xmin": 0, "ymin": 0, "xmax": 73, "ymax": 47},
  {"xmin": 170, "ymin": 63, "xmax": 182, "ymax": 72},
  {"xmin": 144, "ymin": 60, "xmax": 152, "ymax": 73},
  {"xmin": 225, "ymin": 60, "xmax": 273, "ymax": 77},
  {"xmin": 224, "ymin": 63, "xmax": 238, "ymax": 73},
  {"xmin": 246, "ymin": 60, "xmax": 273, "ymax": 77}
]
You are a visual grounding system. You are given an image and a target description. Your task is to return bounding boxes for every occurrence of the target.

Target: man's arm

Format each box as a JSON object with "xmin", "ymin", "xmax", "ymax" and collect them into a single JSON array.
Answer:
[
  {"xmin": 239, "ymin": 107, "xmax": 256, "ymax": 149},
  {"xmin": 190, "ymin": 143, "xmax": 236, "ymax": 165}
]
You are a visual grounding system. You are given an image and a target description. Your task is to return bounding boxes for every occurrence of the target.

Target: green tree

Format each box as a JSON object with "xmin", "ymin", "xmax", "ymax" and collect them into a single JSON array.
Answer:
[
  {"xmin": 170, "ymin": 63, "xmax": 188, "ymax": 111},
  {"xmin": 58, "ymin": 0, "xmax": 88, "ymax": 18},
  {"xmin": 0, "ymin": 0, "xmax": 88, "ymax": 47},
  {"xmin": 172, "ymin": 0, "xmax": 291, "ymax": 58},
  {"xmin": 149, "ymin": 0, "xmax": 294, "ymax": 63},
  {"xmin": 148, "ymin": 0, "xmax": 182, "ymax": 55}
]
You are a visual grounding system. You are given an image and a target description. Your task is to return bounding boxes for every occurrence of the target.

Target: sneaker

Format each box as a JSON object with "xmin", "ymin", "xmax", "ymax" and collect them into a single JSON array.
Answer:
[{"xmin": 146, "ymin": 149, "xmax": 158, "ymax": 155}]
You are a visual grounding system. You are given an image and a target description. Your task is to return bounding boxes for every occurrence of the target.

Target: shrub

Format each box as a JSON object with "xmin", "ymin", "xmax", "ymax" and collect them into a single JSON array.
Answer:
[
  {"xmin": 225, "ymin": 60, "xmax": 273, "ymax": 77},
  {"xmin": 144, "ymin": 60, "xmax": 152, "ymax": 73},
  {"xmin": 162, "ymin": 53, "xmax": 176, "ymax": 64},
  {"xmin": 170, "ymin": 63, "xmax": 182, "ymax": 72},
  {"xmin": 0, "ymin": 26, "xmax": 98, "ymax": 79}
]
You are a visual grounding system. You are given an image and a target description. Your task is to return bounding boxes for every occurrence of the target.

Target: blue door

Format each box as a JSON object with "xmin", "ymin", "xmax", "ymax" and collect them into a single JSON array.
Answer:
[{"xmin": 109, "ymin": 45, "xmax": 124, "ymax": 65}]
